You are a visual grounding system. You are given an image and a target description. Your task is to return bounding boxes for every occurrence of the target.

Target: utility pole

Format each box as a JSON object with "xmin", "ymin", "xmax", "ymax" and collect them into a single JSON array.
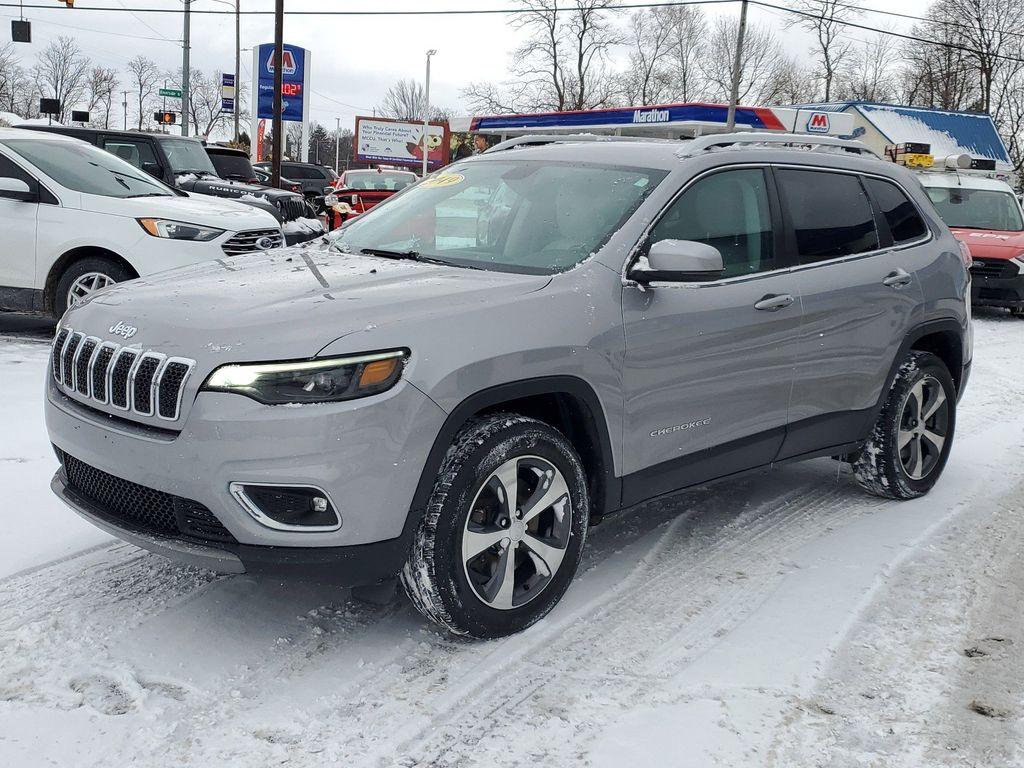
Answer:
[
  {"xmin": 725, "ymin": 0, "xmax": 748, "ymax": 133},
  {"xmin": 422, "ymin": 49, "xmax": 436, "ymax": 178},
  {"xmin": 335, "ymin": 116, "xmax": 341, "ymax": 174},
  {"xmin": 181, "ymin": 0, "xmax": 191, "ymax": 137},
  {"xmin": 122, "ymin": 90, "xmax": 128, "ymax": 130},
  {"xmin": 234, "ymin": 0, "xmax": 241, "ymax": 142},
  {"xmin": 271, "ymin": 0, "xmax": 284, "ymax": 187}
]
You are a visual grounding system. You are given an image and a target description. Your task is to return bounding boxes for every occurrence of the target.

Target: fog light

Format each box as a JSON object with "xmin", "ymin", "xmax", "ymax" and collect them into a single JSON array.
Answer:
[{"xmin": 229, "ymin": 483, "xmax": 341, "ymax": 532}]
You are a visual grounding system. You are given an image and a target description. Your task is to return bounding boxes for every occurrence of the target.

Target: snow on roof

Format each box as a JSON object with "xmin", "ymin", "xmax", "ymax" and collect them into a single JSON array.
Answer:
[{"xmin": 792, "ymin": 101, "xmax": 1011, "ymax": 169}]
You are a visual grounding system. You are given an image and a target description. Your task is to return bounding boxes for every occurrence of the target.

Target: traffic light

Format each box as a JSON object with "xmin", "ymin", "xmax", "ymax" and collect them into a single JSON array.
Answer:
[{"xmin": 154, "ymin": 111, "xmax": 177, "ymax": 125}]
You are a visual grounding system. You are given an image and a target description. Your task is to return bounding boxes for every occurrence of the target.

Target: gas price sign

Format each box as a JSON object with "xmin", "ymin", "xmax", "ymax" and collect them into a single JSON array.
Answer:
[{"xmin": 255, "ymin": 43, "xmax": 308, "ymax": 122}]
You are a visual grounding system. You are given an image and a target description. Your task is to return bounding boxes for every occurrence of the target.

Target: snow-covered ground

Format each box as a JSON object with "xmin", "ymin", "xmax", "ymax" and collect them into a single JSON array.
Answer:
[{"xmin": 1, "ymin": 311, "xmax": 1023, "ymax": 767}]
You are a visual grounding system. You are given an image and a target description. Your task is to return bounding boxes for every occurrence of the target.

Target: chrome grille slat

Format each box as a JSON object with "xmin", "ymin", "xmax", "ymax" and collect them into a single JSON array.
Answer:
[
  {"xmin": 51, "ymin": 326, "xmax": 195, "ymax": 423},
  {"xmin": 222, "ymin": 228, "xmax": 284, "ymax": 256}
]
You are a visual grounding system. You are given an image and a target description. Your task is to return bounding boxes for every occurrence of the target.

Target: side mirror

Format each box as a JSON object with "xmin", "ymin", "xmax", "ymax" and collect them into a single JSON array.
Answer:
[
  {"xmin": 630, "ymin": 239, "xmax": 724, "ymax": 283},
  {"xmin": 0, "ymin": 176, "xmax": 34, "ymax": 202},
  {"xmin": 323, "ymin": 185, "xmax": 335, "ymax": 195}
]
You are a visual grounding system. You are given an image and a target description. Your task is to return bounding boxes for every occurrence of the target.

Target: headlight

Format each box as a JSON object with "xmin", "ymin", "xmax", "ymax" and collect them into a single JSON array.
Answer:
[
  {"xmin": 1012, "ymin": 255, "xmax": 1024, "ymax": 273},
  {"xmin": 138, "ymin": 218, "xmax": 225, "ymax": 242},
  {"xmin": 202, "ymin": 350, "xmax": 408, "ymax": 404}
]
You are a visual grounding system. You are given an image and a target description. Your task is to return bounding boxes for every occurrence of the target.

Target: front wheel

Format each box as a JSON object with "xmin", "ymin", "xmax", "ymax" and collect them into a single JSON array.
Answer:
[
  {"xmin": 400, "ymin": 413, "xmax": 589, "ymax": 638},
  {"xmin": 54, "ymin": 257, "xmax": 133, "ymax": 317},
  {"xmin": 854, "ymin": 351, "xmax": 956, "ymax": 499}
]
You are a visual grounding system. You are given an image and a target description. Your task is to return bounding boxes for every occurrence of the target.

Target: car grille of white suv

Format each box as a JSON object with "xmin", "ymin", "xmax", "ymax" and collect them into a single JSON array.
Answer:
[
  {"xmin": 52, "ymin": 327, "xmax": 196, "ymax": 421},
  {"xmin": 222, "ymin": 228, "xmax": 284, "ymax": 256}
]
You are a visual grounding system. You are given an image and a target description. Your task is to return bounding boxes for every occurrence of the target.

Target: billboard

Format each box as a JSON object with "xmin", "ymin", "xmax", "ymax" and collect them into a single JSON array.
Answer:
[
  {"xmin": 355, "ymin": 116, "xmax": 450, "ymax": 169},
  {"xmin": 251, "ymin": 43, "xmax": 311, "ymax": 162}
]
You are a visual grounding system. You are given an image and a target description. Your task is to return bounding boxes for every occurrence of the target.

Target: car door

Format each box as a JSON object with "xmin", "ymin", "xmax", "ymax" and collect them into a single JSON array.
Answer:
[
  {"xmin": 775, "ymin": 167, "xmax": 926, "ymax": 459},
  {"xmin": 620, "ymin": 166, "xmax": 802, "ymax": 504},
  {"xmin": 100, "ymin": 136, "xmax": 165, "ymax": 181},
  {"xmin": 0, "ymin": 149, "xmax": 41, "ymax": 294}
]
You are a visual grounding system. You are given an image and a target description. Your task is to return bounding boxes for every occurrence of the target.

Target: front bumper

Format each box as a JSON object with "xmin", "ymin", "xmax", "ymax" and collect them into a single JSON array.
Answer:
[
  {"xmin": 46, "ymin": 376, "xmax": 446, "ymax": 578},
  {"xmin": 971, "ymin": 266, "xmax": 1024, "ymax": 309}
]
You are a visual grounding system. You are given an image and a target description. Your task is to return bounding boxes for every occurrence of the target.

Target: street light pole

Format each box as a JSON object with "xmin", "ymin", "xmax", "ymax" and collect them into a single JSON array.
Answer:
[
  {"xmin": 271, "ymin": 0, "xmax": 284, "ymax": 188},
  {"xmin": 234, "ymin": 0, "xmax": 241, "ymax": 142},
  {"xmin": 725, "ymin": 0, "xmax": 748, "ymax": 132},
  {"xmin": 335, "ymin": 117, "xmax": 341, "ymax": 174},
  {"xmin": 422, "ymin": 49, "xmax": 436, "ymax": 178},
  {"xmin": 122, "ymin": 90, "xmax": 128, "ymax": 130},
  {"xmin": 181, "ymin": 0, "xmax": 191, "ymax": 137}
]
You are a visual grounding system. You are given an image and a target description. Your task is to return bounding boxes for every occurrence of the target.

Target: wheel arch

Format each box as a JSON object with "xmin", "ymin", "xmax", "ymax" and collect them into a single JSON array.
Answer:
[
  {"xmin": 409, "ymin": 377, "xmax": 621, "ymax": 532},
  {"xmin": 44, "ymin": 246, "xmax": 138, "ymax": 312}
]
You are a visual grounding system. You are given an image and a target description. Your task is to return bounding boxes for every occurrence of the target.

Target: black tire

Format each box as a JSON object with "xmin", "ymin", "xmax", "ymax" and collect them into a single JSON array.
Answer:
[
  {"xmin": 1011, "ymin": 307, "xmax": 1024, "ymax": 318},
  {"xmin": 854, "ymin": 351, "xmax": 956, "ymax": 500},
  {"xmin": 54, "ymin": 257, "xmax": 134, "ymax": 318},
  {"xmin": 400, "ymin": 413, "xmax": 590, "ymax": 638}
]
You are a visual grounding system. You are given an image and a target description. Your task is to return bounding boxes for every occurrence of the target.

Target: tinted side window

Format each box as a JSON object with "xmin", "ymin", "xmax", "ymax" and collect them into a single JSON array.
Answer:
[
  {"xmin": 776, "ymin": 169, "xmax": 879, "ymax": 261},
  {"xmin": 865, "ymin": 177, "xmax": 928, "ymax": 244},
  {"xmin": 101, "ymin": 138, "xmax": 160, "ymax": 173},
  {"xmin": 649, "ymin": 168, "xmax": 775, "ymax": 278}
]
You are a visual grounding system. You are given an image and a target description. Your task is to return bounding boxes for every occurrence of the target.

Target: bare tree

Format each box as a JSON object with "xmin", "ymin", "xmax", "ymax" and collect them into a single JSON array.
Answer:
[
  {"xmin": 178, "ymin": 69, "xmax": 230, "ymax": 137},
  {"xmin": 32, "ymin": 36, "xmax": 90, "ymax": 122},
  {"xmin": 618, "ymin": 8, "xmax": 676, "ymax": 105},
  {"xmin": 86, "ymin": 66, "xmax": 119, "ymax": 128},
  {"xmin": 463, "ymin": 0, "xmax": 619, "ymax": 114},
  {"xmin": 0, "ymin": 44, "xmax": 19, "ymax": 115},
  {"xmin": 787, "ymin": 0, "xmax": 859, "ymax": 102},
  {"xmin": 662, "ymin": 5, "xmax": 708, "ymax": 102},
  {"xmin": 377, "ymin": 78, "xmax": 449, "ymax": 121},
  {"xmin": 837, "ymin": 33, "xmax": 898, "ymax": 103},
  {"xmin": 700, "ymin": 16, "xmax": 788, "ymax": 105},
  {"xmin": 126, "ymin": 55, "xmax": 161, "ymax": 130},
  {"xmin": 902, "ymin": 9, "xmax": 979, "ymax": 110}
]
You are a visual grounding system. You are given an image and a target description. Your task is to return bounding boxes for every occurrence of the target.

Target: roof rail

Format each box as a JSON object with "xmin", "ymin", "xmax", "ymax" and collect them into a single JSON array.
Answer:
[
  {"xmin": 483, "ymin": 133, "xmax": 667, "ymax": 154},
  {"xmin": 676, "ymin": 132, "xmax": 879, "ymax": 158}
]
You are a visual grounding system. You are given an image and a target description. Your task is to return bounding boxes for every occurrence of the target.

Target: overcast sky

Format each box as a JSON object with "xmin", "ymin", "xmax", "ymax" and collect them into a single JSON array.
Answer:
[{"xmin": 3, "ymin": 0, "xmax": 937, "ymax": 132}]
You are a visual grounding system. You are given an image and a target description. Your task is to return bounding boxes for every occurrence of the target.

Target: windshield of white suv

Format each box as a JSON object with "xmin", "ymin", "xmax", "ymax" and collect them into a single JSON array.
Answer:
[
  {"xmin": 161, "ymin": 138, "xmax": 218, "ymax": 176},
  {"xmin": 3, "ymin": 138, "xmax": 174, "ymax": 198},
  {"xmin": 330, "ymin": 160, "xmax": 666, "ymax": 274},
  {"xmin": 925, "ymin": 186, "xmax": 1024, "ymax": 232}
]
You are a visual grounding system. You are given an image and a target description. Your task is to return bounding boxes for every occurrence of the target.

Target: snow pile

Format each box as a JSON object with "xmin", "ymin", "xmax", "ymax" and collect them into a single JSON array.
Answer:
[{"xmin": 283, "ymin": 216, "xmax": 324, "ymax": 235}]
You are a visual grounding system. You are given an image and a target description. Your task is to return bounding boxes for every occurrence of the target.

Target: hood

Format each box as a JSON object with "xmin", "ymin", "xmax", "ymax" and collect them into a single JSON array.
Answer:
[
  {"xmin": 181, "ymin": 175, "xmax": 300, "ymax": 203},
  {"xmin": 80, "ymin": 192, "xmax": 280, "ymax": 231},
  {"xmin": 61, "ymin": 238, "xmax": 551, "ymax": 367},
  {"xmin": 951, "ymin": 228, "xmax": 1024, "ymax": 261}
]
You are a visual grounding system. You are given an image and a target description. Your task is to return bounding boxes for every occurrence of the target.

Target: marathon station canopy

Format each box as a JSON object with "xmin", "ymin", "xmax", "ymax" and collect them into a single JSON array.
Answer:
[{"xmin": 449, "ymin": 102, "xmax": 855, "ymax": 139}]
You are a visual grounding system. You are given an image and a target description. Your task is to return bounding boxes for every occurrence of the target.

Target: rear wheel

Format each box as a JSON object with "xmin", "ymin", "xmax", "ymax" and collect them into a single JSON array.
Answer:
[
  {"xmin": 854, "ymin": 351, "xmax": 956, "ymax": 499},
  {"xmin": 400, "ymin": 413, "xmax": 589, "ymax": 638},
  {"xmin": 54, "ymin": 257, "xmax": 133, "ymax": 317}
]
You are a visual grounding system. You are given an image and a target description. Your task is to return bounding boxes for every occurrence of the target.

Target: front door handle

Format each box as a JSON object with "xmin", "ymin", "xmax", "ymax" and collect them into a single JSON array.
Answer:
[
  {"xmin": 754, "ymin": 293, "xmax": 795, "ymax": 312},
  {"xmin": 883, "ymin": 268, "xmax": 913, "ymax": 289}
]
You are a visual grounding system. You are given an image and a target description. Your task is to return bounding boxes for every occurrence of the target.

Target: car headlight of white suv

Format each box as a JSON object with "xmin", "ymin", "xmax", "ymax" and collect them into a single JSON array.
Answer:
[
  {"xmin": 138, "ymin": 218, "xmax": 225, "ymax": 242},
  {"xmin": 202, "ymin": 350, "xmax": 408, "ymax": 404}
]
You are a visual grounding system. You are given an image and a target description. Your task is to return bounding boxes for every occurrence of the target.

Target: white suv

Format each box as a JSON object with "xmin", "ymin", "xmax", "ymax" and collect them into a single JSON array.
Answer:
[{"xmin": 0, "ymin": 128, "xmax": 283, "ymax": 317}]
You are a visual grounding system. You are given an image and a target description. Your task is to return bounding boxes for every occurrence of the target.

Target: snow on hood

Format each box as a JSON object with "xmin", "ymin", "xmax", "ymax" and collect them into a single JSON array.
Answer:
[{"xmin": 60, "ymin": 238, "xmax": 551, "ymax": 369}]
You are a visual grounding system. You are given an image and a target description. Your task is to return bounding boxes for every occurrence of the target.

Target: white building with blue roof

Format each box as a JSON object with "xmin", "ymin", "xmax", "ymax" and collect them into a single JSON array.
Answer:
[{"xmin": 793, "ymin": 101, "xmax": 1013, "ymax": 172}]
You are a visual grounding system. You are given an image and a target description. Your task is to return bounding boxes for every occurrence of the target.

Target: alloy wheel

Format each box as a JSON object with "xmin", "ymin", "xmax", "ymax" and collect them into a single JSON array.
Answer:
[
  {"xmin": 461, "ymin": 455, "xmax": 573, "ymax": 610},
  {"xmin": 67, "ymin": 272, "xmax": 115, "ymax": 308},
  {"xmin": 897, "ymin": 375, "xmax": 950, "ymax": 480}
]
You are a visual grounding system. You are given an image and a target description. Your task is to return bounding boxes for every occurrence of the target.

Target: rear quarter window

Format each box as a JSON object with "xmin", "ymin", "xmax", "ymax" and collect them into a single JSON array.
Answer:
[
  {"xmin": 865, "ymin": 177, "xmax": 928, "ymax": 244},
  {"xmin": 776, "ymin": 168, "xmax": 879, "ymax": 262}
]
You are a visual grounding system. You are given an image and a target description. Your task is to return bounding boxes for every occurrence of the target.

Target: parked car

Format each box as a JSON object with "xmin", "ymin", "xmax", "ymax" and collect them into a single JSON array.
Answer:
[
  {"xmin": 251, "ymin": 165, "xmax": 304, "ymax": 196},
  {"xmin": 325, "ymin": 167, "xmax": 418, "ymax": 228},
  {"xmin": 0, "ymin": 128, "xmax": 283, "ymax": 317},
  {"xmin": 919, "ymin": 172, "xmax": 1024, "ymax": 317},
  {"xmin": 254, "ymin": 160, "xmax": 337, "ymax": 200},
  {"xmin": 23, "ymin": 126, "xmax": 322, "ymax": 245},
  {"xmin": 45, "ymin": 133, "xmax": 971, "ymax": 639}
]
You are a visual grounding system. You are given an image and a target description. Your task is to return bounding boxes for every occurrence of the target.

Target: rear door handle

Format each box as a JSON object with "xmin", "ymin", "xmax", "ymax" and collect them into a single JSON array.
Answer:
[
  {"xmin": 754, "ymin": 293, "xmax": 795, "ymax": 312},
  {"xmin": 883, "ymin": 268, "xmax": 913, "ymax": 289}
]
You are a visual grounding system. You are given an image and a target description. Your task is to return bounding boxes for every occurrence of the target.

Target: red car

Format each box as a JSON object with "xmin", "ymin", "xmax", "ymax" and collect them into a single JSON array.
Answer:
[{"xmin": 327, "ymin": 167, "xmax": 418, "ymax": 228}]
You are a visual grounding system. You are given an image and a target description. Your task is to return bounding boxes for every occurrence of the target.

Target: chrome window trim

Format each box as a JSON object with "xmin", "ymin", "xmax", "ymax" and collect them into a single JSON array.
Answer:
[
  {"xmin": 229, "ymin": 482, "xmax": 343, "ymax": 533},
  {"xmin": 622, "ymin": 161, "xmax": 934, "ymax": 289},
  {"xmin": 154, "ymin": 356, "xmax": 195, "ymax": 422},
  {"xmin": 130, "ymin": 351, "xmax": 166, "ymax": 418}
]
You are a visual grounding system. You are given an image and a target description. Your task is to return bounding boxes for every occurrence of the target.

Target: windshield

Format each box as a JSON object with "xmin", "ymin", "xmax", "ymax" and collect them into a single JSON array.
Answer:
[
  {"xmin": 343, "ymin": 171, "xmax": 416, "ymax": 192},
  {"xmin": 162, "ymin": 138, "xmax": 218, "ymax": 176},
  {"xmin": 209, "ymin": 152, "xmax": 254, "ymax": 180},
  {"xmin": 330, "ymin": 160, "xmax": 666, "ymax": 274},
  {"xmin": 3, "ymin": 138, "xmax": 174, "ymax": 198},
  {"xmin": 925, "ymin": 186, "xmax": 1024, "ymax": 232}
]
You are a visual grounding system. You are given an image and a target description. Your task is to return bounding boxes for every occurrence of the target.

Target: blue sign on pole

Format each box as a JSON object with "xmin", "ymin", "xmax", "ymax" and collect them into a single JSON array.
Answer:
[
  {"xmin": 221, "ymin": 98, "xmax": 235, "ymax": 114},
  {"xmin": 256, "ymin": 43, "xmax": 306, "ymax": 122}
]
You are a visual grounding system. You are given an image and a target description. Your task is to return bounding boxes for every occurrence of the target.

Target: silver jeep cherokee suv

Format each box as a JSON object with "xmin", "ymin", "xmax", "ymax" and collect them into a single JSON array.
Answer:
[{"xmin": 46, "ymin": 133, "xmax": 972, "ymax": 638}]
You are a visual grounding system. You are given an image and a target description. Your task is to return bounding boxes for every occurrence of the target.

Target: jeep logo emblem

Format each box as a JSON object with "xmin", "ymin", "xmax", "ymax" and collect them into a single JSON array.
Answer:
[{"xmin": 108, "ymin": 321, "xmax": 138, "ymax": 340}]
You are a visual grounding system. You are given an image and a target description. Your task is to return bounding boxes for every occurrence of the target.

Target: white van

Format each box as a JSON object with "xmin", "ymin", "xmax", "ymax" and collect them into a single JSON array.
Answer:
[{"xmin": 0, "ymin": 128, "xmax": 283, "ymax": 317}]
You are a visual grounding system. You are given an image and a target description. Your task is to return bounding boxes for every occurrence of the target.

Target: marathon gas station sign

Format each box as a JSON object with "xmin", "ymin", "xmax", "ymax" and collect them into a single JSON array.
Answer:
[
  {"xmin": 250, "ymin": 43, "xmax": 312, "ymax": 162},
  {"xmin": 467, "ymin": 103, "xmax": 854, "ymax": 137}
]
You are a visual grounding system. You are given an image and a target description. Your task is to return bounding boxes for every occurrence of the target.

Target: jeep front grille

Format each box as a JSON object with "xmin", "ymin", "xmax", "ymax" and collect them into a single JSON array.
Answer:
[
  {"xmin": 52, "ymin": 328, "xmax": 195, "ymax": 421},
  {"xmin": 277, "ymin": 197, "xmax": 308, "ymax": 221},
  {"xmin": 222, "ymin": 228, "xmax": 284, "ymax": 256}
]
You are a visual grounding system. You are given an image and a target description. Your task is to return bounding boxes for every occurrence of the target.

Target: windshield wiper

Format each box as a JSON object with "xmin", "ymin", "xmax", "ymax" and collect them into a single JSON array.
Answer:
[{"xmin": 359, "ymin": 247, "xmax": 421, "ymax": 260}]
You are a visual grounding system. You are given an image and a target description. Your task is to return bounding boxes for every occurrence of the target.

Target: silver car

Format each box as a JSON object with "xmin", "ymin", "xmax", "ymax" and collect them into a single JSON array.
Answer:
[{"xmin": 45, "ymin": 134, "xmax": 972, "ymax": 638}]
